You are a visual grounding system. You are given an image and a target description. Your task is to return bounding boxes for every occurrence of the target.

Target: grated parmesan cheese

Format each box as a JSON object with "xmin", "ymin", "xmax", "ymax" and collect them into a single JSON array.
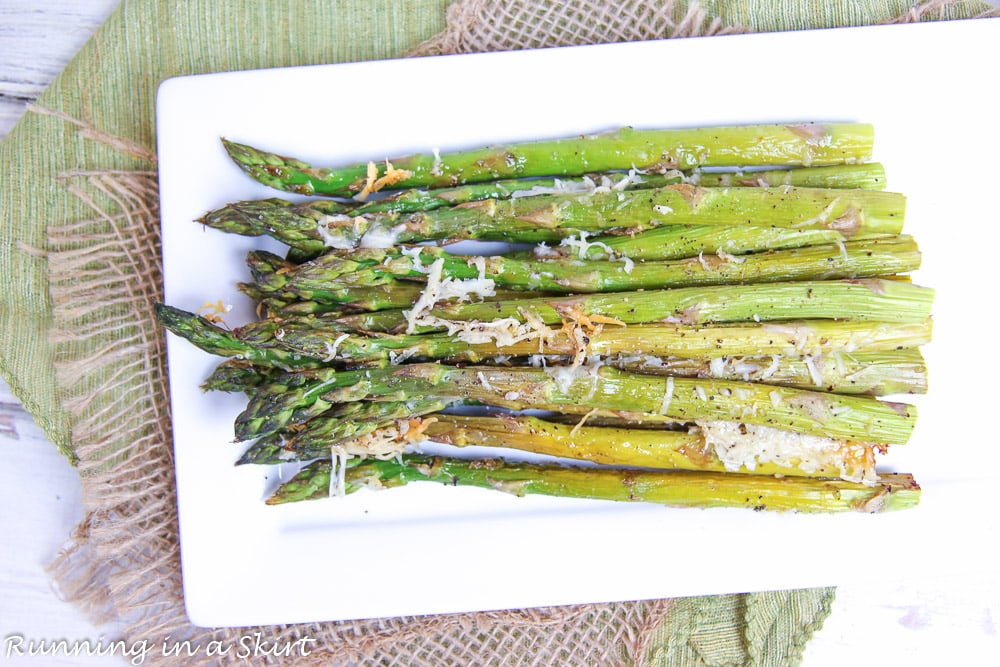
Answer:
[
  {"xmin": 835, "ymin": 239, "xmax": 849, "ymax": 261},
  {"xmin": 399, "ymin": 245, "xmax": 426, "ymax": 270},
  {"xmin": 696, "ymin": 251, "xmax": 713, "ymax": 271},
  {"xmin": 760, "ymin": 355, "xmax": 782, "ymax": 380},
  {"xmin": 477, "ymin": 371, "xmax": 494, "ymax": 391},
  {"xmin": 403, "ymin": 257, "xmax": 497, "ymax": 333},
  {"xmin": 329, "ymin": 448, "xmax": 348, "ymax": 497},
  {"xmin": 510, "ymin": 170, "xmax": 643, "ymax": 199},
  {"xmin": 430, "ymin": 148, "xmax": 444, "ymax": 177},
  {"xmin": 803, "ymin": 355, "xmax": 825, "ymax": 387},
  {"xmin": 358, "ymin": 223, "xmax": 403, "ymax": 249},
  {"xmin": 698, "ymin": 420, "xmax": 877, "ymax": 485},
  {"xmin": 353, "ymin": 160, "xmax": 414, "ymax": 202},
  {"xmin": 321, "ymin": 333, "xmax": 351, "ymax": 362},
  {"xmin": 315, "ymin": 214, "xmax": 361, "ymax": 250},
  {"xmin": 198, "ymin": 299, "xmax": 233, "ymax": 324},
  {"xmin": 560, "ymin": 230, "xmax": 615, "ymax": 260},
  {"xmin": 659, "ymin": 376, "xmax": 675, "ymax": 415},
  {"xmin": 532, "ymin": 241, "xmax": 561, "ymax": 259}
]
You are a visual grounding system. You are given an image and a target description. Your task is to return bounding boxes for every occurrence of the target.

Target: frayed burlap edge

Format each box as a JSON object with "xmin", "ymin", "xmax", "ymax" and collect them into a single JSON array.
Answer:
[
  {"xmin": 410, "ymin": 0, "xmax": 999, "ymax": 56},
  {"xmin": 409, "ymin": 0, "xmax": 748, "ymax": 56}
]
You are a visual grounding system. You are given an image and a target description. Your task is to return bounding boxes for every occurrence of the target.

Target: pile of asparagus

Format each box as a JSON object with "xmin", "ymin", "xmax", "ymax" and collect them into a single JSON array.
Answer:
[{"xmin": 159, "ymin": 123, "xmax": 931, "ymax": 512}]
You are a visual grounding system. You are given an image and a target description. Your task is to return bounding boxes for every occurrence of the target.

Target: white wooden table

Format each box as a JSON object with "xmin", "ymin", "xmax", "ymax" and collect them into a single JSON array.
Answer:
[{"xmin": 1, "ymin": 3, "xmax": 997, "ymax": 665}]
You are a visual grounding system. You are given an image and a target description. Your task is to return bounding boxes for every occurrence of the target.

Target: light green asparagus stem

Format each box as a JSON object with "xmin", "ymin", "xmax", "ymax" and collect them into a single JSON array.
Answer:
[
  {"xmin": 236, "ymin": 397, "xmax": 452, "ymax": 465},
  {"xmin": 267, "ymin": 409, "xmax": 884, "ymax": 481},
  {"xmin": 177, "ymin": 308, "xmax": 928, "ymax": 394},
  {"xmin": 224, "ymin": 123, "xmax": 875, "ymax": 196},
  {"xmin": 353, "ymin": 163, "xmax": 888, "ymax": 215},
  {"xmin": 421, "ymin": 414, "xmax": 880, "ymax": 480},
  {"xmin": 199, "ymin": 184, "xmax": 903, "ymax": 253},
  {"xmin": 265, "ymin": 316, "xmax": 931, "ymax": 370},
  {"xmin": 267, "ymin": 456, "xmax": 920, "ymax": 513},
  {"xmin": 333, "ymin": 279, "xmax": 934, "ymax": 333},
  {"xmin": 246, "ymin": 249, "xmax": 553, "ymax": 310},
  {"xmin": 268, "ymin": 236, "xmax": 919, "ymax": 295},
  {"xmin": 155, "ymin": 304, "xmax": 329, "ymax": 369},
  {"xmin": 515, "ymin": 226, "xmax": 890, "ymax": 262},
  {"xmin": 605, "ymin": 348, "xmax": 928, "ymax": 395},
  {"xmin": 237, "ymin": 362, "xmax": 916, "ymax": 444}
]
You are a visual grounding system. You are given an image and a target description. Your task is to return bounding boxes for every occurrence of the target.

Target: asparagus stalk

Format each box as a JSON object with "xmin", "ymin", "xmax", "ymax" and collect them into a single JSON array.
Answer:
[
  {"xmin": 606, "ymin": 348, "xmax": 928, "ymax": 395},
  {"xmin": 333, "ymin": 279, "xmax": 934, "ymax": 334},
  {"xmin": 246, "ymin": 249, "xmax": 551, "ymax": 310},
  {"xmin": 266, "ymin": 455, "xmax": 920, "ymax": 513},
  {"xmin": 235, "ymin": 362, "xmax": 916, "ymax": 444},
  {"xmin": 244, "ymin": 250, "xmax": 429, "ymax": 310},
  {"xmin": 155, "ymin": 303, "xmax": 331, "ymax": 369},
  {"xmin": 169, "ymin": 304, "xmax": 929, "ymax": 395},
  {"xmin": 200, "ymin": 359, "xmax": 283, "ymax": 392},
  {"xmin": 198, "ymin": 198, "xmax": 347, "ymax": 255},
  {"xmin": 200, "ymin": 185, "xmax": 904, "ymax": 253},
  {"xmin": 236, "ymin": 397, "xmax": 452, "ymax": 465},
  {"xmin": 236, "ymin": 283, "xmax": 350, "ymax": 318},
  {"xmin": 262, "ymin": 316, "xmax": 931, "ymax": 367},
  {"xmin": 223, "ymin": 123, "xmax": 875, "ymax": 196},
  {"xmin": 266, "ymin": 410, "xmax": 884, "ymax": 484},
  {"xmin": 516, "ymin": 226, "xmax": 888, "ymax": 262},
  {"xmin": 421, "ymin": 414, "xmax": 881, "ymax": 481},
  {"xmin": 264, "ymin": 236, "xmax": 920, "ymax": 296},
  {"xmin": 353, "ymin": 163, "xmax": 888, "ymax": 215},
  {"xmin": 176, "ymin": 312, "xmax": 928, "ymax": 395}
]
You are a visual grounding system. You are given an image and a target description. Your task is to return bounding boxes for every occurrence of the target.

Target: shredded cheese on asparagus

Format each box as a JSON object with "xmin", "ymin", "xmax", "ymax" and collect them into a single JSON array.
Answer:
[
  {"xmin": 659, "ymin": 376, "xmax": 675, "ymax": 415},
  {"xmin": 559, "ymin": 230, "xmax": 614, "ymax": 260},
  {"xmin": 321, "ymin": 333, "xmax": 351, "ymax": 362},
  {"xmin": 698, "ymin": 420, "xmax": 878, "ymax": 485},
  {"xmin": 328, "ymin": 416, "xmax": 440, "ymax": 496},
  {"xmin": 198, "ymin": 299, "xmax": 232, "ymax": 324},
  {"xmin": 403, "ymin": 258, "xmax": 497, "ymax": 334},
  {"xmin": 354, "ymin": 160, "xmax": 414, "ymax": 201}
]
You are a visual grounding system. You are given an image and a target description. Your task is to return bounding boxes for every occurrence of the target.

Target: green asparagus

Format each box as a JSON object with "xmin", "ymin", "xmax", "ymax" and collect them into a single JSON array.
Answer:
[
  {"xmin": 332, "ymin": 279, "xmax": 934, "ymax": 334},
  {"xmin": 352, "ymin": 163, "xmax": 888, "ymax": 215},
  {"xmin": 266, "ymin": 455, "xmax": 920, "ymax": 513},
  {"xmin": 235, "ymin": 362, "xmax": 916, "ymax": 444},
  {"xmin": 200, "ymin": 184, "xmax": 904, "ymax": 253},
  {"xmin": 261, "ymin": 236, "xmax": 919, "ymax": 296},
  {"xmin": 224, "ymin": 123, "xmax": 875, "ymax": 196}
]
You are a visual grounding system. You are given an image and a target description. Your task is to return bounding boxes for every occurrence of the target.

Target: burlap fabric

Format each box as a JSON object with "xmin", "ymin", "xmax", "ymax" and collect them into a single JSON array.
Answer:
[{"xmin": 2, "ymin": 1, "xmax": 996, "ymax": 665}]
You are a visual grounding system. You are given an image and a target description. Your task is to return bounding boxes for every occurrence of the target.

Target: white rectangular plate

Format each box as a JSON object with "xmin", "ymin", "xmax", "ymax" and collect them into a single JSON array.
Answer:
[{"xmin": 157, "ymin": 20, "xmax": 1000, "ymax": 627}]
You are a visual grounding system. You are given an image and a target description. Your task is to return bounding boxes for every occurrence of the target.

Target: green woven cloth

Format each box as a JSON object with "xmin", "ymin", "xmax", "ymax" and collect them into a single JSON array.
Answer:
[
  {"xmin": 0, "ymin": 0, "xmax": 451, "ymax": 457},
  {"xmin": 0, "ymin": 1, "xmax": 992, "ymax": 665}
]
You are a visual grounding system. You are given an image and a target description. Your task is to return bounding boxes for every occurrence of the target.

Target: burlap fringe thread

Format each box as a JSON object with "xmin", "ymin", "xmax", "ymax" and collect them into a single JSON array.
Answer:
[
  {"xmin": 409, "ymin": 0, "xmax": 747, "ymax": 55},
  {"xmin": 39, "ymin": 0, "xmax": 986, "ymax": 664}
]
